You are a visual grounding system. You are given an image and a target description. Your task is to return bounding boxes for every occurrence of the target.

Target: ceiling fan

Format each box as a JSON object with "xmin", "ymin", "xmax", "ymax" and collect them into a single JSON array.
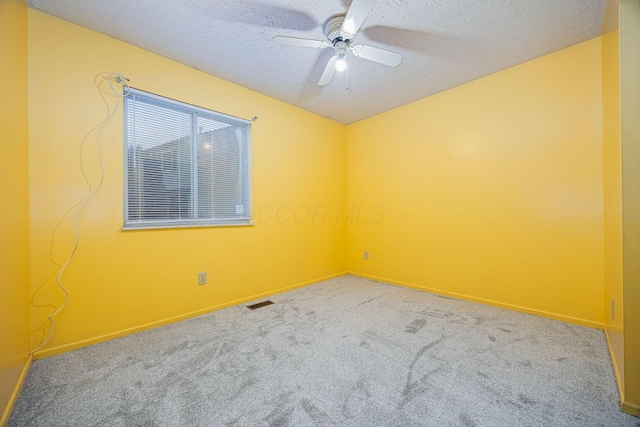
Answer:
[{"xmin": 273, "ymin": 0, "xmax": 402, "ymax": 86}]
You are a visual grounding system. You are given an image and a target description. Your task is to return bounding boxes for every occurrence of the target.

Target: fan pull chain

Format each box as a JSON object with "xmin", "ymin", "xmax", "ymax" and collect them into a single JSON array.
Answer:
[{"xmin": 346, "ymin": 64, "xmax": 350, "ymax": 91}]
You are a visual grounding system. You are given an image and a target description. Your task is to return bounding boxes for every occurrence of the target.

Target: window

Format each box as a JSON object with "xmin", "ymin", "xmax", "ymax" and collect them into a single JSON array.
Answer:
[{"xmin": 124, "ymin": 89, "xmax": 251, "ymax": 229}]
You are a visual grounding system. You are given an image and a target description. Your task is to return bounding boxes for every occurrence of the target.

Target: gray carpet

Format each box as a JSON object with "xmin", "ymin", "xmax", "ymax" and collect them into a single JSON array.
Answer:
[{"xmin": 10, "ymin": 276, "xmax": 640, "ymax": 427}]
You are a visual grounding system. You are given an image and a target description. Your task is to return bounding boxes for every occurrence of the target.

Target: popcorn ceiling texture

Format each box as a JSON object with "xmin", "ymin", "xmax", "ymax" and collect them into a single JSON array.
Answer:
[
  {"xmin": 9, "ymin": 276, "xmax": 639, "ymax": 426},
  {"xmin": 27, "ymin": 0, "xmax": 604, "ymax": 123}
]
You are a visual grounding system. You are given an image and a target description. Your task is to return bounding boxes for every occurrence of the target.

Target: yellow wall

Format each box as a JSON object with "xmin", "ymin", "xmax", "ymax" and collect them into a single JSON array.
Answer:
[
  {"xmin": 27, "ymin": 10, "xmax": 347, "ymax": 356},
  {"xmin": 0, "ymin": 0, "xmax": 31, "ymax": 425},
  {"xmin": 347, "ymin": 38, "xmax": 604, "ymax": 327},
  {"xmin": 602, "ymin": 0, "xmax": 625, "ymax": 400},
  {"xmin": 620, "ymin": 0, "xmax": 640, "ymax": 415}
]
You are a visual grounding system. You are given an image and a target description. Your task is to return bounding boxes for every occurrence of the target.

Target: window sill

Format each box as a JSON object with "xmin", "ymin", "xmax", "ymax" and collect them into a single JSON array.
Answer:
[{"xmin": 122, "ymin": 222, "xmax": 255, "ymax": 231}]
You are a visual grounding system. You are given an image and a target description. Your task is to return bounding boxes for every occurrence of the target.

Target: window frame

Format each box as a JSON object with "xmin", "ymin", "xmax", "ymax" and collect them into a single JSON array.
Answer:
[{"xmin": 123, "ymin": 88, "xmax": 253, "ymax": 230}]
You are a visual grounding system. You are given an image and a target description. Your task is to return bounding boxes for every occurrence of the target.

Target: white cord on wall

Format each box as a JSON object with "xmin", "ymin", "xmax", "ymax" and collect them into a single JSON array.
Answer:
[{"xmin": 30, "ymin": 72, "xmax": 130, "ymax": 354}]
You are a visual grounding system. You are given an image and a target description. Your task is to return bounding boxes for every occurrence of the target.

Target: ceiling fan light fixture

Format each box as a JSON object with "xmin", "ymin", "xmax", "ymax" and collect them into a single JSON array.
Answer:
[{"xmin": 335, "ymin": 58, "xmax": 347, "ymax": 72}]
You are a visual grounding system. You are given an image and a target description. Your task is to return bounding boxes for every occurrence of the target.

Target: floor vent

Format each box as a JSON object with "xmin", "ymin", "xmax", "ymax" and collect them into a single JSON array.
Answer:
[{"xmin": 246, "ymin": 300, "xmax": 274, "ymax": 310}]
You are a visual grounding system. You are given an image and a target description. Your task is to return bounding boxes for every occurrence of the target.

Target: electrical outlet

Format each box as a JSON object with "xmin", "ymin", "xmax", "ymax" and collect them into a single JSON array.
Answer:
[
  {"xmin": 364, "ymin": 250, "xmax": 369, "ymax": 260},
  {"xmin": 198, "ymin": 272, "xmax": 207, "ymax": 286}
]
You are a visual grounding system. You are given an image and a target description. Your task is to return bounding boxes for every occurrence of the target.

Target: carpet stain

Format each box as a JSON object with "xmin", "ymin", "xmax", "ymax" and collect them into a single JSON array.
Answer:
[
  {"xmin": 356, "ymin": 294, "xmax": 385, "ymax": 308},
  {"xmin": 527, "ymin": 334, "xmax": 540, "ymax": 345},
  {"xmin": 473, "ymin": 317, "xmax": 486, "ymax": 325},
  {"xmin": 448, "ymin": 315, "xmax": 469, "ymax": 325},
  {"xmin": 400, "ymin": 336, "xmax": 445, "ymax": 406},
  {"xmin": 237, "ymin": 342, "xmax": 259, "ymax": 354},
  {"xmin": 265, "ymin": 392, "xmax": 295, "ymax": 426},
  {"xmin": 476, "ymin": 371, "xmax": 489, "ymax": 379},
  {"xmin": 562, "ymin": 323, "xmax": 583, "ymax": 338},
  {"xmin": 227, "ymin": 376, "xmax": 260, "ymax": 402},
  {"xmin": 115, "ymin": 390, "xmax": 157, "ymax": 427},
  {"xmin": 162, "ymin": 341, "xmax": 189, "ymax": 356},
  {"xmin": 267, "ymin": 406, "xmax": 294, "ymax": 427},
  {"xmin": 301, "ymin": 399, "xmax": 332, "ymax": 426},
  {"xmin": 342, "ymin": 377, "xmax": 371, "ymax": 418},
  {"xmin": 405, "ymin": 318, "xmax": 427, "ymax": 334},
  {"xmin": 519, "ymin": 393, "xmax": 537, "ymax": 405},
  {"xmin": 460, "ymin": 413, "xmax": 478, "ymax": 427},
  {"xmin": 489, "ymin": 335, "xmax": 496, "ymax": 342},
  {"xmin": 421, "ymin": 310, "xmax": 447, "ymax": 320},
  {"xmin": 265, "ymin": 347, "xmax": 279, "ymax": 361}
]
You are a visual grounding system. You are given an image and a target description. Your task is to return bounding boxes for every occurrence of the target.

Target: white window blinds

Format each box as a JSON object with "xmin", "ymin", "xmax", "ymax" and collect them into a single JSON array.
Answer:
[{"xmin": 124, "ymin": 89, "xmax": 251, "ymax": 229}]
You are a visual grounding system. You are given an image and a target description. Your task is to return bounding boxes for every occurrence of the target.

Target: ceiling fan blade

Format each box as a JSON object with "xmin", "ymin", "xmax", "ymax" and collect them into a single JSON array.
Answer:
[
  {"xmin": 319, "ymin": 57, "xmax": 338, "ymax": 86},
  {"xmin": 350, "ymin": 44, "xmax": 402, "ymax": 67},
  {"xmin": 273, "ymin": 36, "xmax": 331, "ymax": 49},
  {"xmin": 340, "ymin": 0, "xmax": 377, "ymax": 39}
]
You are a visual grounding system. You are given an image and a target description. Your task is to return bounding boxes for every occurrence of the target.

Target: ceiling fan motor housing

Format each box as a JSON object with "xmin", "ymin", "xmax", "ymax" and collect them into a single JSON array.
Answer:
[{"xmin": 323, "ymin": 14, "xmax": 347, "ymax": 43}]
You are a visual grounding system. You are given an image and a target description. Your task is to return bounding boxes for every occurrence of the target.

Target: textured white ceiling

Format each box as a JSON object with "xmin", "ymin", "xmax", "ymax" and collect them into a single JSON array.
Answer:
[{"xmin": 27, "ymin": 0, "xmax": 605, "ymax": 124}]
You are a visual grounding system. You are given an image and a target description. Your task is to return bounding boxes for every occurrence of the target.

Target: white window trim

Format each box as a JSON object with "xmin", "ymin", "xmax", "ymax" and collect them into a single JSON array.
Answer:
[{"xmin": 122, "ymin": 88, "xmax": 253, "ymax": 230}]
